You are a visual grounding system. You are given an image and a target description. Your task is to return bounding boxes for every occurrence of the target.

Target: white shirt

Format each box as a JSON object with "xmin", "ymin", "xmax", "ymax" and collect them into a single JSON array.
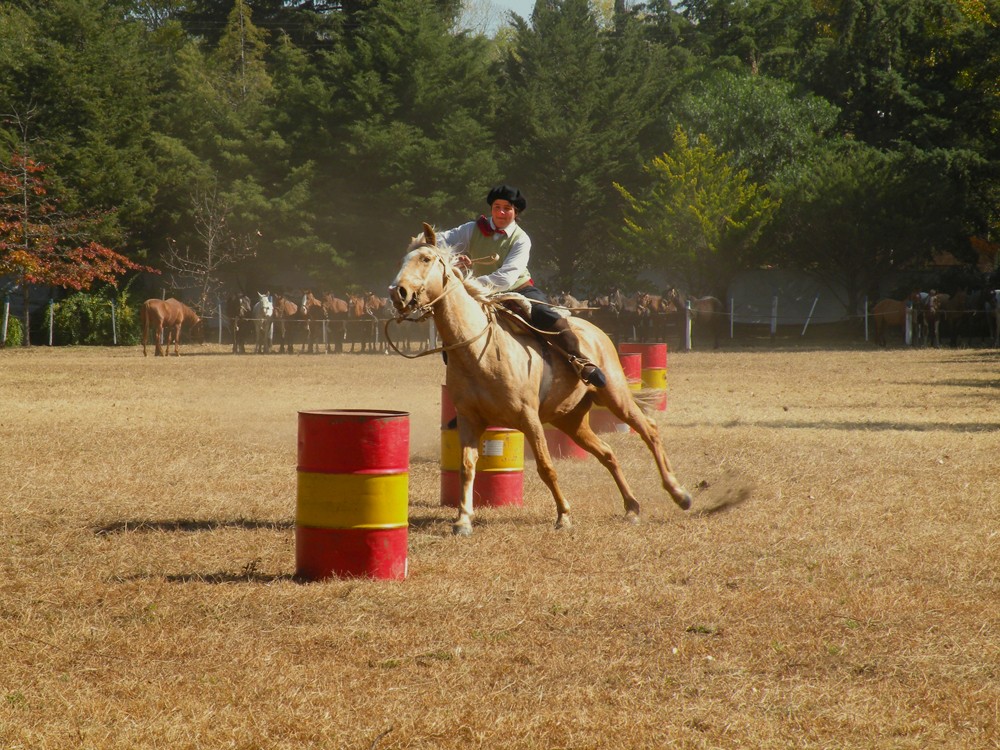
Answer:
[{"xmin": 436, "ymin": 218, "xmax": 531, "ymax": 291}]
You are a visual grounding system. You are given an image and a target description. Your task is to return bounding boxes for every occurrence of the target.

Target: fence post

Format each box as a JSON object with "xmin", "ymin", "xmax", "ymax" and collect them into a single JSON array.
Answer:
[
  {"xmin": 218, "ymin": 300, "xmax": 223, "ymax": 345},
  {"xmin": 863, "ymin": 295, "xmax": 869, "ymax": 342},
  {"xmin": 801, "ymin": 296, "xmax": 819, "ymax": 336},
  {"xmin": 2, "ymin": 295, "xmax": 9, "ymax": 346},
  {"xmin": 729, "ymin": 296, "xmax": 734, "ymax": 340},
  {"xmin": 684, "ymin": 301, "xmax": 692, "ymax": 351},
  {"xmin": 770, "ymin": 296, "xmax": 778, "ymax": 340},
  {"xmin": 110, "ymin": 299, "xmax": 118, "ymax": 345},
  {"xmin": 905, "ymin": 302, "xmax": 913, "ymax": 346},
  {"xmin": 48, "ymin": 299, "xmax": 54, "ymax": 346}
]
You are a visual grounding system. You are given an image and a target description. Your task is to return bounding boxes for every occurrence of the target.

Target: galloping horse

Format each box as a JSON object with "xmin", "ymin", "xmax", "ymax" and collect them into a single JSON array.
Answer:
[
  {"xmin": 252, "ymin": 292, "xmax": 274, "ymax": 353},
  {"xmin": 141, "ymin": 298, "xmax": 204, "ymax": 357},
  {"xmin": 389, "ymin": 224, "xmax": 692, "ymax": 535}
]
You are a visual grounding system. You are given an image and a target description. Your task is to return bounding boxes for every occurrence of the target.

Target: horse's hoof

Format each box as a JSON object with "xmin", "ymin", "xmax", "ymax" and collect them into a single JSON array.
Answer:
[
  {"xmin": 554, "ymin": 515, "xmax": 573, "ymax": 531},
  {"xmin": 674, "ymin": 490, "xmax": 693, "ymax": 511},
  {"xmin": 452, "ymin": 521, "xmax": 473, "ymax": 537},
  {"xmin": 624, "ymin": 510, "xmax": 641, "ymax": 525}
]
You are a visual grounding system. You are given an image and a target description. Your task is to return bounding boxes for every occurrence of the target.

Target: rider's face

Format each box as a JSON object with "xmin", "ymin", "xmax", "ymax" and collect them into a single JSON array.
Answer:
[{"xmin": 491, "ymin": 200, "xmax": 516, "ymax": 230}]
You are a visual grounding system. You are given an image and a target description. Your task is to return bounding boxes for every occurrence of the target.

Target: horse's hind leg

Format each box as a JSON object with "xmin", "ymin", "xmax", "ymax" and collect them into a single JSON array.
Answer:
[
  {"xmin": 613, "ymin": 399, "xmax": 692, "ymax": 511},
  {"xmin": 550, "ymin": 410, "xmax": 643, "ymax": 523}
]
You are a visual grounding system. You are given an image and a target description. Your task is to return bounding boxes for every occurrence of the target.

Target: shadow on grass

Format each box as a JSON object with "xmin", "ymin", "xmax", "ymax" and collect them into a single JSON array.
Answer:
[{"xmin": 94, "ymin": 518, "xmax": 293, "ymax": 535}]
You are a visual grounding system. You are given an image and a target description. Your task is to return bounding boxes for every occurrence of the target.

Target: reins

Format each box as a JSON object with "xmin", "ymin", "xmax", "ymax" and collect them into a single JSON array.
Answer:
[{"xmin": 385, "ymin": 250, "xmax": 495, "ymax": 359}]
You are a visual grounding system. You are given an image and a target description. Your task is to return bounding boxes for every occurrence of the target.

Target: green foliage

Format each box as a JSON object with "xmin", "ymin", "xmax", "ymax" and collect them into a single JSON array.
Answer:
[
  {"xmin": 3, "ymin": 310, "xmax": 22, "ymax": 347},
  {"xmin": 615, "ymin": 126, "xmax": 779, "ymax": 294},
  {"xmin": 46, "ymin": 279, "xmax": 143, "ymax": 346}
]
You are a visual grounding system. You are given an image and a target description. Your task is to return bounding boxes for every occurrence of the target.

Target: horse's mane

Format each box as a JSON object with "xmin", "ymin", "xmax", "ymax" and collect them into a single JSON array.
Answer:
[{"xmin": 407, "ymin": 232, "xmax": 496, "ymax": 305}]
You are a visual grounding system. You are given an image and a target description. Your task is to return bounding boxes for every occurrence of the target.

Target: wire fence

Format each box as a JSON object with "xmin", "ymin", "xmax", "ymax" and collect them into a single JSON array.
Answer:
[{"xmin": 3, "ymin": 295, "xmax": 998, "ymax": 350}]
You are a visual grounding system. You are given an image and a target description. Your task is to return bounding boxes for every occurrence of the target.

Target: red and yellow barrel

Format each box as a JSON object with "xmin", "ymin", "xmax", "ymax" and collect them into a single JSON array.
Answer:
[
  {"xmin": 296, "ymin": 409, "xmax": 409, "ymax": 581},
  {"xmin": 589, "ymin": 351, "xmax": 644, "ymax": 433},
  {"xmin": 618, "ymin": 343, "xmax": 668, "ymax": 410},
  {"xmin": 440, "ymin": 386, "xmax": 524, "ymax": 508},
  {"xmin": 543, "ymin": 427, "xmax": 589, "ymax": 459}
]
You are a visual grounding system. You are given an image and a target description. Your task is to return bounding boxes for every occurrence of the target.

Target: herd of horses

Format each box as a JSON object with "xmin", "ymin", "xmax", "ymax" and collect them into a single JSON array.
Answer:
[
  {"xmin": 871, "ymin": 288, "xmax": 1000, "ymax": 348},
  {"xmin": 139, "ymin": 287, "xmax": 728, "ymax": 357}
]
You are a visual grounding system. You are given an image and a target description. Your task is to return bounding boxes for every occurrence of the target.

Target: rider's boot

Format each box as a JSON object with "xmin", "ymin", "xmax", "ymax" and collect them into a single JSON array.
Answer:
[{"xmin": 551, "ymin": 317, "xmax": 607, "ymax": 388}]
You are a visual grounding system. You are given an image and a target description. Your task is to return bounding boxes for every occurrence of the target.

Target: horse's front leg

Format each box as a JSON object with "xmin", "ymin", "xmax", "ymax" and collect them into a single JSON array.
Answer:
[
  {"xmin": 453, "ymin": 417, "xmax": 485, "ymax": 536},
  {"xmin": 521, "ymin": 421, "xmax": 573, "ymax": 530}
]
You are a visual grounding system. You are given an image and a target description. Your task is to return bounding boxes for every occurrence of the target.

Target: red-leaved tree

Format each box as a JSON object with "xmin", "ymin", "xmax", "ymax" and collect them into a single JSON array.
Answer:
[{"xmin": 0, "ymin": 153, "xmax": 156, "ymax": 346}]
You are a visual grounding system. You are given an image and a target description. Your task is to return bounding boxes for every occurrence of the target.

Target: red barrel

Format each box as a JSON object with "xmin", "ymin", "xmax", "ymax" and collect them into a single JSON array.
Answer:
[
  {"xmin": 532, "ymin": 427, "xmax": 588, "ymax": 460},
  {"xmin": 296, "ymin": 409, "xmax": 409, "ymax": 581},
  {"xmin": 589, "ymin": 352, "xmax": 645, "ymax": 433},
  {"xmin": 618, "ymin": 343, "xmax": 668, "ymax": 410},
  {"xmin": 440, "ymin": 386, "xmax": 524, "ymax": 508}
]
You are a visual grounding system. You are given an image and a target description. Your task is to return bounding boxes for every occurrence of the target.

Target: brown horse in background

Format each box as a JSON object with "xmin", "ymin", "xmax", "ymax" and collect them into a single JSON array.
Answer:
[
  {"xmin": 141, "ymin": 298, "xmax": 204, "ymax": 357},
  {"xmin": 666, "ymin": 289, "xmax": 726, "ymax": 349},
  {"xmin": 320, "ymin": 293, "xmax": 349, "ymax": 353},
  {"xmin": 300, "ymin": 291, "xmax": 328, "ymax": 354},
  {"xmin": 871, "ymin": 298, "xmax": 909, "ymax": 346},
  {"xmin": 389, "ymin": 224, "xmax": 692, "ymax": 536},
  {"xmin": 271, "ymin": 293, "xmax": 301, "ymax": 354}
]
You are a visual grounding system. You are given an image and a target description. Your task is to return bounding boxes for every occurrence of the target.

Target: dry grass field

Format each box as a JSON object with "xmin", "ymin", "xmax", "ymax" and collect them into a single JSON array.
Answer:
[{"xmin": 0, "ymin": 342, "xmax": 997, "ymax": 749}]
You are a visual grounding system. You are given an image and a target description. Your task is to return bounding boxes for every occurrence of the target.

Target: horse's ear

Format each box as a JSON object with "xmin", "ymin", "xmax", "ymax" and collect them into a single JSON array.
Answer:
[{"xmin": 421, "ymin": 222, "xmax": 436, "ymax": 246}]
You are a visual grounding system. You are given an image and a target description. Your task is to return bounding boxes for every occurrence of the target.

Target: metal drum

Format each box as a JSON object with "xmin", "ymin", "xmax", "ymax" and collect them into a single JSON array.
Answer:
[{"xmin": 296, "ymin": 409, "xmax": 409, "ymax": 581}]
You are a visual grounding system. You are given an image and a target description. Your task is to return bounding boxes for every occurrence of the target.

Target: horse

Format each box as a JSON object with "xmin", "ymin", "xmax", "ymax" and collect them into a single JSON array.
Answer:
[
  {"xmin": 252, "ymin": 292, "xmax": 274, "ymax": 353},
  {"xmin": 346, "ymin": 293, "xmax": 377, "ymax": 352},
  {"xmin": 912, "ymin": 291, "xmax": 948, "ymax": 348},
  {"xmin": 363, "ymin": 291, "xmax": 394, "ymax": 353},
  {"xmin": 870, "ymin": 297, "xmax": 909, "ymax": 346},
  {"xmin": 388, "ymin": 224, "xmax": 692, "ymax": 536},
  {"xmin": 141, "ymin": 298, "xmax": 204, "ymax": 357},
  {"xmin": 666, "ymin": 289, "xmax": 726, "ymax": 349},
  {"xmin": 226, "ymin": 293, "xmax": 252, "ymax": 354},
  {"xmin": 300, "ymin": 291, "xmax": 328, "ymax": 354},
  {"xmin": 320, "ymin": 293, "xmax": 349, "ymax": 353},
  {"xmin": 271, "ymin": 293, "xmax": 301, "ymax": 354}
]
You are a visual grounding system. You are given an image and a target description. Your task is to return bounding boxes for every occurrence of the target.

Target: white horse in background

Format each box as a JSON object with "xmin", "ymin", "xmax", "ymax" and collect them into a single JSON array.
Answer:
[{"xmin": 252, "ymin": 292, "xmax": 274, "ymax": 354}]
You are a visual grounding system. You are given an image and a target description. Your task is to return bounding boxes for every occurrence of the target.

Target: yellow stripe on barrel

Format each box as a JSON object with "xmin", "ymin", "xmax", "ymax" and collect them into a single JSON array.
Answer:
[{"xmin": 297, "ymin": 471, "xmax": 408, "ymax": 529}]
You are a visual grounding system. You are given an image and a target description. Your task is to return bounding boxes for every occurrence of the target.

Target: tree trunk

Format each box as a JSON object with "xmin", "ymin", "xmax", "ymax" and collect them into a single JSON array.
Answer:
[{"xmin": 21, "ymin": 285, "xmax": 31, "ymax": 347}]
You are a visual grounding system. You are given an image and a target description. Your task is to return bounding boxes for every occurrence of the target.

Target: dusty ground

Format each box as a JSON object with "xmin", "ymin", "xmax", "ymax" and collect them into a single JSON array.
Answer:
[{"xmin": 0, "ymin": 343, "xmax": 997, "ymax": 749}]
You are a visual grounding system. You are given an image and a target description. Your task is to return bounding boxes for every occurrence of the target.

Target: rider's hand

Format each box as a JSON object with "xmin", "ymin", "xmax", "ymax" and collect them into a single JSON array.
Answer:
[{"xmin": 455, "ymin": 254, "xmax": 472, "ymax": 270}]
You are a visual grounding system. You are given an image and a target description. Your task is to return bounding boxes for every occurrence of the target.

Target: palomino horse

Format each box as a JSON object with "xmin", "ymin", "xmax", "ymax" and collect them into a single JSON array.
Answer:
[
  {"xmin": 141, "ymin": 298, "xmax": 204, "ymax": 357},
  {"xmin": 389, "ymin": 224, "xmax": 692, "ymax": 535},
  {"xmin": 252, "ymin": 292, "xmax": 274, "ymax": 353}
]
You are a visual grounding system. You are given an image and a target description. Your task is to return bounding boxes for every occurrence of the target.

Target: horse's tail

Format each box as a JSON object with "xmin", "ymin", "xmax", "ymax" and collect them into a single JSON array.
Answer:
[{"xmin": 631, "ymin": 388, "xmax": 663, "ymax": 416}]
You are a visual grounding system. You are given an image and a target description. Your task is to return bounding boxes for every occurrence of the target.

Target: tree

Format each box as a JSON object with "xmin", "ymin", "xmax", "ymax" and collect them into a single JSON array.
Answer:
[
  {"xmin": 0, "ymin": 153, "xmax": 155, "ymax": 345},
  {"xmin": 614, "ymin": 126, "xmax": 779, "ymax": 295}
]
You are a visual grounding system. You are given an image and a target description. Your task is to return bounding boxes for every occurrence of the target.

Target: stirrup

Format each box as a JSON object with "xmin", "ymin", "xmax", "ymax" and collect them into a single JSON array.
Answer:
[{"xmin": 569, "ymin": 356, "xmax": 607, "ymax": 388}]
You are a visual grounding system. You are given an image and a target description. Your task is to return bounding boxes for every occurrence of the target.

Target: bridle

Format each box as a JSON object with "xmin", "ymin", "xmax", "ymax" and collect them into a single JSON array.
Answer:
[{"xmin": 385, "ymin": 246, "xmax": 494, "ymax": 359}]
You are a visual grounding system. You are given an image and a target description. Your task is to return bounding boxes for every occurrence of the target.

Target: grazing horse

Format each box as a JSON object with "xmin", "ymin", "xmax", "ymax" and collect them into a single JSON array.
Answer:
[
  {"xmin": 226, "ymin": 293, "xmax": 252, "ymax": 354},
  {"xmin": 389, "ymin": 224, "xmax": 692, "ymax": 536},
  {"xmin": 666, "ymin": 289, "xmax": 726, "ymax": 349},
  {"xmin": 141, "ymin": 298, "xmax": 204, "ymax": 357},
  {"xmin": 252, "ymin": 292, "xmax": 274, "ymax": 353}
]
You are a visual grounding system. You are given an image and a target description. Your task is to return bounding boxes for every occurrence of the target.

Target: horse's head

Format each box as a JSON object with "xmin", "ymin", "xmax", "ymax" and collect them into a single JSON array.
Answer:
[
  {"xmin": 255, "ymin": 292, "xmax": 274, "ymax": 318},
  {"xmin": 389, "ymin": 223, "xmax": 453, "ymax": 316}
]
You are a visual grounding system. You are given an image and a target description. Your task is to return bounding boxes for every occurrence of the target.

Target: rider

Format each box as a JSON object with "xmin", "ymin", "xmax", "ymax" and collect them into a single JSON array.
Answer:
[{"xmin": 435, "ymin": 184, "xmax": 606, "ymax": 388}]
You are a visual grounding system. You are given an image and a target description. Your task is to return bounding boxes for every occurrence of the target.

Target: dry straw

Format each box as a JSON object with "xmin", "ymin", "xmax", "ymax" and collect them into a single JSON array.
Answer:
[{"xmin": 0, "ymin": 344, "xmax": 997, "ymax": 749}]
